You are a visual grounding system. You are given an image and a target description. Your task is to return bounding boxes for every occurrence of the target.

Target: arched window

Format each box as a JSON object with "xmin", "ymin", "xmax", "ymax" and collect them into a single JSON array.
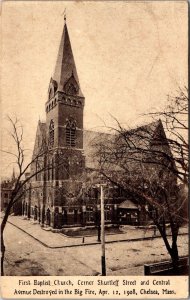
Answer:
[
  {"xmin": 66, "ymin": 120, "xmax": 76, "ymax": 147},
  {"xmin": 49, "ymin": 87, "xmax": 54, "ymax": 100},
  {"xmin": 49, "ymin": 120, "xmax": 54, "ymax": 146},
  {"xmin": 51, "ymin": 157, "xmax": 54, "ymax": 180},
  {"xmin": 47, "ymin": 159, "xmax": 50, "ymax": 181},
  {"xmin": 64, "ymin": 73, "xmax": 79, "ymax": 95}
]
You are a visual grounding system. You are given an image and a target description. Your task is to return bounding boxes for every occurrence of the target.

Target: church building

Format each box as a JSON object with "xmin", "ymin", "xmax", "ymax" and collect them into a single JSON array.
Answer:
[{"xmin": 22, "ymin": 19, "xmax": 174, "ymax": 229}]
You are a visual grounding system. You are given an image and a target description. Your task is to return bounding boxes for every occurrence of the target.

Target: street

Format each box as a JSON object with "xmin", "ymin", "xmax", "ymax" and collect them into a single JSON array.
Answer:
[{"xmin": 3, "ymin": 222, "xmax": 188, "ymax": 276}]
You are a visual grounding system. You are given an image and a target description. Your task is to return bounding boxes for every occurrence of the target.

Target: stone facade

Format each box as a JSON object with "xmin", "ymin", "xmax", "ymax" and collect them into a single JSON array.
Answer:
[{"xmin": 22, "ymin": 21, "xmax": 175, "ymax": 229}]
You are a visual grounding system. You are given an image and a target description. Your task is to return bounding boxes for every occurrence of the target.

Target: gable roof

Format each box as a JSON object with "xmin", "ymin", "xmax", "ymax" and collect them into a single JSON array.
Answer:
[
  {"xmin": 82, "ymin": 120, "xmax": 167, "ymax": 171},
  {"xmin": 118, "ymin": 199, "xmax": 138, "ymax": 209},
  {"xmin": 32, "ymin": 120, "xmax": 46, "ymax": 159}
]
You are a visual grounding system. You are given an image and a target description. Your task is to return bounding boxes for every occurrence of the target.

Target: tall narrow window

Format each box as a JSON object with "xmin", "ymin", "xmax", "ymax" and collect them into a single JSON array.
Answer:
[
  {"xmin": 51, "ymin": 158, "xmax": 54, "ymax": 180},
  {"xmin": 66, "ymin": 120, "xmax": 76, "ymax": 147},
  {"xmin": 47, "ymin": 159, "xmax": 50, "ymax": 181},
  {"xmin": 49, "ymin": 120, "xmax": 54, "ymax": 147}
]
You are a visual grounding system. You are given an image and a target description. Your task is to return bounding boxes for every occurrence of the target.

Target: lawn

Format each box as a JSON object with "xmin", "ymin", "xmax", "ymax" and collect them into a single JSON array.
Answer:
[{"xmin": 61, "ymin": 226, "xmax": 123, "ymax": 237}]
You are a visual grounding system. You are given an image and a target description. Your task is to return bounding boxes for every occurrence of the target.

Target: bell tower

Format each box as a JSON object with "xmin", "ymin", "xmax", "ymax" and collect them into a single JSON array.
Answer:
[{"xmin": 45, "ymin": 19, "xmax": 85, "ymax": 180}]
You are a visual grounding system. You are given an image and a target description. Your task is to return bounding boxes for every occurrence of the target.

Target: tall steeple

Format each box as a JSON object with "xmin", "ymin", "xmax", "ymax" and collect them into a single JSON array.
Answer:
[
  {"xmin": 52, "ymin": 22, "xmax": 83, "ymax": 97},
  {"xmin": 46, "ymin": 18, "xmax": 85, "ymax": 153}
]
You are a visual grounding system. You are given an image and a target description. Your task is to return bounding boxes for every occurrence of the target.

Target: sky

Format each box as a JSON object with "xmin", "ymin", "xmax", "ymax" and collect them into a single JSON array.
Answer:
[{"xmin": 1, "ymin": 0, "xmax": 188, "ymax": 177}]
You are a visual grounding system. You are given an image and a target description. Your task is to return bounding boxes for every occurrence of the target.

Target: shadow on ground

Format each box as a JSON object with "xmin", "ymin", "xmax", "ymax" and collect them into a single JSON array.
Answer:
[{"xmin": 5, "ymin": 258, "xmax": 49, "ymax": 276}]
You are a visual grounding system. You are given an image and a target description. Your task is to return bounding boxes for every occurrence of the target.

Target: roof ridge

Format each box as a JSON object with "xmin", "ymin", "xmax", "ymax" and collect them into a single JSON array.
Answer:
[{"xmin": 84, "ymin": 119, "xmax": 161, "ymax": 135}]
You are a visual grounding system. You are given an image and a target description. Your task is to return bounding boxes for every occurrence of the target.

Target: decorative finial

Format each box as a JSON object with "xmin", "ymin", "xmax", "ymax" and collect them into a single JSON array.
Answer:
[{"xmin": 62, "ymin": 8, "xmax": 66, "ymax": 24}]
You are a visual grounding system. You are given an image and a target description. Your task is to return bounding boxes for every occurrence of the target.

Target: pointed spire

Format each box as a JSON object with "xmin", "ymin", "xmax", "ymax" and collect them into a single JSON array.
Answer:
[{"xmin": 53, "ymin": 21, "xmax": 83, "ymax": 97}]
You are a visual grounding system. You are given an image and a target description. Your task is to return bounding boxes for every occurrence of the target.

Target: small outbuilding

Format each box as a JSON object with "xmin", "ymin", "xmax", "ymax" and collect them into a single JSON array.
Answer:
[{"xmin": 118, "ymin": 200, "xmax": 139, "ymax": 225}]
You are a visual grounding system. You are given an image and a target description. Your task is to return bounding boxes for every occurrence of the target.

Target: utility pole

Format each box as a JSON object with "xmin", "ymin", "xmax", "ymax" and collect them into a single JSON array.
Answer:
[
  {"xmin": 96, "ymin": 204, "xmax": 101, "ymax": 242},
  {"xmin": 100, "ymin": 185, "xmax": 106, "ymax": 276},
  {"xmin": 97, "ymin": 213, "xmax": 101, "ymax": 242}
]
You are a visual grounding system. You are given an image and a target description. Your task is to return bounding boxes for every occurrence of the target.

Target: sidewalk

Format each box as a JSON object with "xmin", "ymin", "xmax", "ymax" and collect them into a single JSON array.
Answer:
[{"xmin": 7, "ymin": 215, "xmax": 188, "ymax": 248}]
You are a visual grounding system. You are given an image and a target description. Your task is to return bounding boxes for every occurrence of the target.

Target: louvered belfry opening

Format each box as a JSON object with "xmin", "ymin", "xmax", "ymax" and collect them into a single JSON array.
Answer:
[
  {"xmin": 66, "ymin": 120, "xmax": 76, "ymax": 147},
  {"xmin": 49, "ymin": 120, "xmax": 54, "ymax": 147}
]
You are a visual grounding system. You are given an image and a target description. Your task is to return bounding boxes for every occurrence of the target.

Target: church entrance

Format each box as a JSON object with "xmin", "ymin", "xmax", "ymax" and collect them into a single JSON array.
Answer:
[
  {"xmin": 25, "ymin": 202, "xmax": 28, "ymax": 216},
  {"xmin": 34, "ymin": 205, "xmax": 38, "ymax": 221},
  {"xmin": 74, "ymin": 209, "xmax": 77, "ymax": 223},
  {"xmin": 86, "ymin": 206, "xmax": 95, "ymax": 224},
  {"xmin": 46, "ymin": 208, "xmax": 51, "ymax": 226},
  {"xmin": 62, "ymin": 209, "xmax": 68, "ymax": 226}
]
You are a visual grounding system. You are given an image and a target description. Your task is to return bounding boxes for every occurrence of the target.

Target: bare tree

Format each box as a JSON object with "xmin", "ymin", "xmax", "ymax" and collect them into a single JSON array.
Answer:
[
  {"xmin": 93, "ymin": 88, "xmax": 188, "ymax": 272},
  {"xmin": 148, "ymin": 87, "xmax": 188, "ymax": 185},
  {"xmin": 1, "ymin": 117, "xmax": 62, "ymax": 275}
]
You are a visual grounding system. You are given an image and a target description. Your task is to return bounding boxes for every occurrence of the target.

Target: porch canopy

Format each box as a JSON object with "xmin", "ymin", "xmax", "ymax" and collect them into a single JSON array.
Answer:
[{"xmin": 118, "ymin": 199, "xmax": 138, "ymax": 209}]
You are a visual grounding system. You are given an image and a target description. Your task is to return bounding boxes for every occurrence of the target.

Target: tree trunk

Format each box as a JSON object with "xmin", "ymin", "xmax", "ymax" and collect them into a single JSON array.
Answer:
[
  {"xmin": 41, "ymin": 205, "xmax": 45, "ymax": 227},
  {"xmin": 28, "ymin": 185, "xmax": 31, "ymax": 219},
  {"xmin": 171, "ymin": 241, "xmax": 179, "ymax": 273},
  {"xmin": 1, "ymin": 230, "xmax": 5, "ymax": 276},
  {"xmin": 1, "ymin": 197, "xmax": 15, "ymax": 276},
  {"xmin": 170, "ymin": 224, "xmax": 179, "ymax": 272}
]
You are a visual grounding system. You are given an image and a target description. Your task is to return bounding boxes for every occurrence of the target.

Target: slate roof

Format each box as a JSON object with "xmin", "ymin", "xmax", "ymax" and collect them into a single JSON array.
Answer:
[
  {"xmin": 32, "ymin": 120, "xmax": 46, "ymax": 158},
  {"xmin": 115, "ymin": 119, "xmax": 163, "ymax": 149},
  {"xmin": 83, "ymin": 130, "xmax": 113, "ymax": 169},
  {"xmin": 82, "ymin": 120, "xmax": 166, "ymax": 171},
  {"xmin": 53, "ymin": 24, "xmax": 83, "ymax": 97},
  {"xmin": 39, "ymin": 121, "xmax": 46, "ymax": 137}
]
